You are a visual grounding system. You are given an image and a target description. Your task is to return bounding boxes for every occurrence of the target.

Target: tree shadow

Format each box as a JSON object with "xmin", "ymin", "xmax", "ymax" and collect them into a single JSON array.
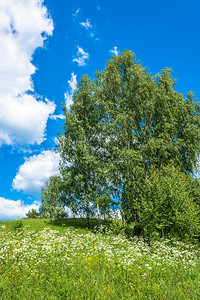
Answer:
[{"xmin": 50, "ymin": 217, "xmax": 109, "ymax": 231}]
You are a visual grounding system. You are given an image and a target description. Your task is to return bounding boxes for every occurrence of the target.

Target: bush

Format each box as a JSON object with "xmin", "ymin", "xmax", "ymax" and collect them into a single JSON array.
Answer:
[
  {"xmin": 108, "ymin": 218, "xmax": 126, "ymax": 235},
  {"xmin": 54, "ymin": 207, "xmax": 68, "ymax": 220},
  {"xmin": 139, "ymin": 165, "xmax": 200, "ymax": 242},
  {"xmin": 13, "ymin": 219, "xmax": 23, "ymax": 230},
  {"xmin": 26, "ymin": 209, "xmax": 41, "ymax": 219}
]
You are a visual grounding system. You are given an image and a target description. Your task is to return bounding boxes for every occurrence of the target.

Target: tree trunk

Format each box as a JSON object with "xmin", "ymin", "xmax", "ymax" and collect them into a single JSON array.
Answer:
[
  {"xmin": 117, "ymin": 187, "xmax": 124, "ymax": 222},
  {"xmin": 133, "ymin": 213, "xmax": 142, "ymax": 236},
  {"xmin": 96, "ymin": 203, "xmax": 102, "ymax": 231},
  {"xmin": 86, "ymin": 198, "xmax": 90, "ymax": 229},
  {"xmin": 133, "ymin": 224, "xmax": 142, "ymax": 236},
  {"xmin": 118, "ymin": 201, "xmax": 124, "ymax": 222}
]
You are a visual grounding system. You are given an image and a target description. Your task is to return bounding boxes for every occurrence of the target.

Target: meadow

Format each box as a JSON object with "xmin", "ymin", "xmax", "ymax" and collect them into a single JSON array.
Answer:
[{"xmin": 0, "ymin": 218, "xmax": 200, "ymax": 299}]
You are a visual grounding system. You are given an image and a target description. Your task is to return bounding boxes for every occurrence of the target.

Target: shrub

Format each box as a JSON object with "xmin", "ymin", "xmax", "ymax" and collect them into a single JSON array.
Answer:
[
  {"xmin": 54, "ymin": 207, "xmax": 68, "ymax": 220},
  {"xmin": 13, "ymin": 219, "xmax": 23, "ymax": 230},
  {"xmin": 26, "ymin": 209, "xmax": 41, "ymax": 219},
  {"xmin": 139, "ymin": 164, "xmax": 200, "ymax": 241}
]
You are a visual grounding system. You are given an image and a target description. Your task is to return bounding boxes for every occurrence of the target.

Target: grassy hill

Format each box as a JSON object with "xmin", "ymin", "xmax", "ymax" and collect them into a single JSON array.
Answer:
[{"xmin": 0, "ymin": 218, "xmax": 200, "ymax": 299}]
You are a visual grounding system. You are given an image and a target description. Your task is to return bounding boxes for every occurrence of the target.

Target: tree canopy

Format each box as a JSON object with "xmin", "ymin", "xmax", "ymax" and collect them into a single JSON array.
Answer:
[
  {"xmin": 45, "ymin": 50, "xmax": 200, "ymax": 239},
  {"xmin": 40, "ymin": 176, "xmax": 66, "ymax": 220}
]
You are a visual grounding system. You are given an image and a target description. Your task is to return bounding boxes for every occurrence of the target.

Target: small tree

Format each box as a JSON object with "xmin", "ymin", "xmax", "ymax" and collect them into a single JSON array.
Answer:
[
  {"xmin": 139, "ymin": 164, "xmax": 200, "ymax": 241},
  {"xmin": 40, "ymin": 176, "xmax": 64, "ymax": 220},
  {"xmin": 26, "ymin": 208, "xmax": 40, "ymax": 219}
]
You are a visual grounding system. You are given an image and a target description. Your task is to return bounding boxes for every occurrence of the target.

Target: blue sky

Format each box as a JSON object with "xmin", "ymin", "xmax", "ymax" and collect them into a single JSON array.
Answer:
[{"xmin": 0, "ymin": 0, "xmax": 200, "ymax": 220}]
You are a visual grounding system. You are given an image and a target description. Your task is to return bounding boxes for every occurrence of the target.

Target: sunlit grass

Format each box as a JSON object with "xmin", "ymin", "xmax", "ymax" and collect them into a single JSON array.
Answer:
[{"xmin": 0, "ymin": 219, "xmax": 200, "ymax": 299}]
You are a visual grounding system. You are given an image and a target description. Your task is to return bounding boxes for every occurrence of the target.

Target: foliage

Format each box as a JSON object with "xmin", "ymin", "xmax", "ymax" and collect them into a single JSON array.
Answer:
[
  {"xmin": 13, "ymin": 219, "xmax": 23, "ymax": 230},
  {"xmin": 40, "ymin": 176, "xmax": 64, "ymax": 220},
  {"xmin": 58, "ymin": 75, "xmax": 111, "ymax": 228},
  {"xmin": 55, "ymin": 50, "xmax": 200, "ymax": 238},
  {"xmin": 53, "ymin": 206, "xmax": 68, "ymax": 220},
  {"xmin": 94, "ymin": 51, "xmax": 200, "ymax": 223},
  {"xmin": 139, "ymin": 165, "xmax": 200, "ymax": 241},
  {"xmin": 26, "ymin": 209, "xmax": 41, "ymax": 219},
  {"xmin": 107, "ymin": 218, "xmax": 126, "ymax": 235}
]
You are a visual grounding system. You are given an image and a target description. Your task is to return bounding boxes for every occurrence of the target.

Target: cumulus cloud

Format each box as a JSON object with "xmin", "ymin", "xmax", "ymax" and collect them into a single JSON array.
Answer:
[
  {"xmin": 0, "ymin": 197, "xmax": 40, "ymax": 220},
  {"xmin": 64, "ymin": 72, "xmax": 77, "ymax": 109},
  {"xmin": 12, "ymin": 150, "xmax": 60, "ymax": 195},
  {"xmin": 0, "ymin": 0, "xmax": 55, "ymax": 146},
  {"xmin": 80, "ymin": 19, "xmax": 92, "ymax": 29},
  {"xmin": 73, "ymin": 46, "xmax": 89, "ymax": 66},
  {"xmin": 0, "ymin": 97, "xmax": 55, "ymax": 145},
  {"xmin": 110, "ymin": 46, "xmax": 119, "ymax": 56}
]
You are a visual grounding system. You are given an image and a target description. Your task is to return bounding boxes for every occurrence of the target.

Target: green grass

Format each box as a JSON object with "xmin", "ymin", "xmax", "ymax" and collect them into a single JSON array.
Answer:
[
  {"xmin": 0, "ymin": 218, "xmax": 200, "ymax": 299},
  {"xmin": 0, "ymin": 218, "xmax": 111, "ymax": 234}
]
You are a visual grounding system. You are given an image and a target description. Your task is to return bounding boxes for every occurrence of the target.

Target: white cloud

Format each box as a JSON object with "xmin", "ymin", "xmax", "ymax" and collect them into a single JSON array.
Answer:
[
  {"xmin": 49, "ymin": 114, "xmax": 65, "ymax": 120},
  {"xmin": 64, "ymin": 72, "xmax": 77, "ymax": 109},
  {"xmin": 0, "ymin": 0, "xmax": 55, "ymax": 146},
  {"xmin": 80, "ymin": 19, "xmax": 98, "ymax": 40},
  {"xmin": 0, "ymin": 97, "xmax": 55, "ymax": 145},
  {"xmin": 68, "ymin": 72, "xmax": 77, "ymax": 91},
  {"xmin": 72, "ymin": 8, "xmax": 80, "ymax": 18},
  {"xmin": 12, "ymin": 150, "xmax": 60, "ymax": 195},
  {"xmin": 80, "ymin": 19, "xmax": 92, "ymax": 30},
  {"xmin": 0, "ymin": 197, "xmax": 40, "ymax": 220},
  {"xmin": 73, "ymin": 46, "xmax": 89, "ymax": 66},
  {"xmin": 110, "ymin": 46, "xmax": 119, "ymax": 56}
]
